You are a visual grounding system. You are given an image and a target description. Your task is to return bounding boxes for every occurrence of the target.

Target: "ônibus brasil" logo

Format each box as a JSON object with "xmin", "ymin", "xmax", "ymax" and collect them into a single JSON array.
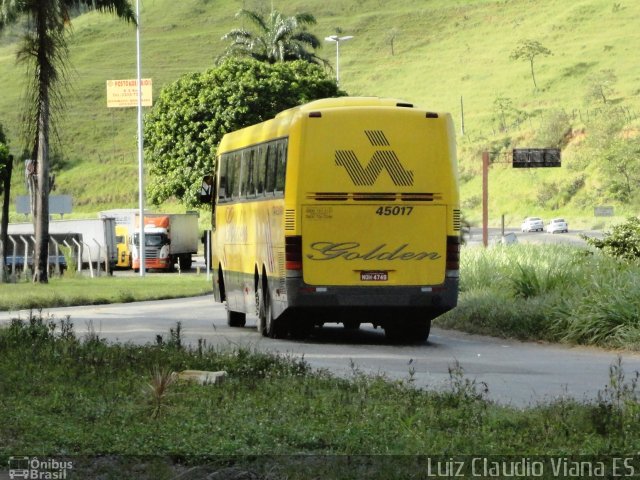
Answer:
[{"xmin": 335, "ymin": 130, "xmax": 414, "ymax": 186}]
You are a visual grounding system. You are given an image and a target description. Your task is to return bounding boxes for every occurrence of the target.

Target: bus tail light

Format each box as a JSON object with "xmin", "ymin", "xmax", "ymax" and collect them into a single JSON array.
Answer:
[
  {"xmin": 446, "ymin": 235, "xmax": 460, "ymax": 278},
  {"xmin": 285, "ymin": 236, "xmax": 303, "ymax": 271}
]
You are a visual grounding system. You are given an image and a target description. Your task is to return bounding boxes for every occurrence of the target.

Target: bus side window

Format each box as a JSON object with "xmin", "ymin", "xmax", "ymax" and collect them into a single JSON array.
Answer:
[
  {"xmin": 275, "ymin": 139, "xmax": 287, "ymax": 193},
  {"xmin": 239, "ymin": 150, "xmax": 248, "ymax": 198},
  {"xmin": 246, "ymin": 148, "xmax": 257, "ymax": 198},
  {"xmin": 265, "ymin": 143, "xmax": 276, "ymax": 194},
  {"xmin": 228, "ymin": 153, "xmax": 241, "ymax": 199},
  {"xmin": 256, "ymin": 146, "xmax": 266, "ymax": 195},
  {"xmin": 218, "ymin": 176, "xmax": 227, "ymax": 200},
  {"xmin": 217, "ymin": 155, "xmax": 228, "ymax": 202}
]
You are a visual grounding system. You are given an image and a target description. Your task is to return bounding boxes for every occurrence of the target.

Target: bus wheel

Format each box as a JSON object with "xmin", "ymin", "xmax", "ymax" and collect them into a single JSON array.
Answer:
[
  {"xmin": 384, "ymin": 319, "xmax": 431, "ymax": 344},
  {"xmin": 226, "ymin": 305, "xmax": 246, "ymax": 328},
  {"xmin": 259, "ymin": 281, "xmax": 286, "ymax": 339},
  {"xmin": 343, "ymin": 321, "xmax": 361, "ymax": 331},
  {"xmin": 257, "ymin": 280, "xmax": 267, "ymax": 335},
  {"xmin": 408, "ymin": 319, "xmax": 431, "ymax": 343},
  {"xmin": 289, "ymin": 316, "xmax": 313, "ymax": 339}
]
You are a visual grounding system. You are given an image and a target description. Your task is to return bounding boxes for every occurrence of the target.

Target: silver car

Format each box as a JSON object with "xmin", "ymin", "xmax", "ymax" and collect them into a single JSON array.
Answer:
[
  {"xmin": 546, "ymin": 218, "xmax": 568, "ymax": 234},
  {"xmin": 521, "ymin": 217, "xmax": 544, "ymax": 232}
]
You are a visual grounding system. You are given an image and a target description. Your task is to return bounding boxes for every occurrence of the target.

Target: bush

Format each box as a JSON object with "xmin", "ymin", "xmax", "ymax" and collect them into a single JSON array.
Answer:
[
  {"xmin": 582, "ymin": 217, "xmax": 640, "ymax": 260},
  {"xmin": 440, "ymin": 244, "xmax": 640, "ymax": 348},
  {"xmin": 549, "ymin": 262, "xmax": 640, "ymax": 348}
]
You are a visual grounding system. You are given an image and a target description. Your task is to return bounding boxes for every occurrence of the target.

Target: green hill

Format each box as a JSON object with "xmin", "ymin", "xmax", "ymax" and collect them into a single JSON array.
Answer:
[{"xmin": 1, "ymin": 0, "xmax": 639, "ymax": 228}]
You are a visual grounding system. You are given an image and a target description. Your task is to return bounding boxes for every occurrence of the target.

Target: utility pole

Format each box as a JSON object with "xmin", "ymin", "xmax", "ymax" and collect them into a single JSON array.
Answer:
[
  {"xmin": 460, "ymin": 96, "xmax": 465, "ymax": 136},
  {"xmin": 136, "ymin": 0, "xmax": 146, "ymax": 276},
  {"xmin": 482, "ymin": 151, "xmax": 489, "ymax": 248}
]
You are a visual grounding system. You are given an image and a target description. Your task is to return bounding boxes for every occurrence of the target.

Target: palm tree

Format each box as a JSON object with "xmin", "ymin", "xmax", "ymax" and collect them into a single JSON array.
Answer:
[
  {"xmin": 221, "ymin": 8, "xmax": 326, "ymax": 66},
  {"xmin": 0, "ymin": 0, "xmax": 136, "ymax": 283}
]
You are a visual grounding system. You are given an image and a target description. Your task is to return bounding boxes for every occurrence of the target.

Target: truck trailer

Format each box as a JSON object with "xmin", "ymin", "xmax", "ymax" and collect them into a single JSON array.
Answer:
[
  {"xmin": 99, "ymin": 209, "xmax": 140, "ymax": 269},
  {"xmin": 7, "ymin": 217, "xmax": 117, "ymax": 274}
]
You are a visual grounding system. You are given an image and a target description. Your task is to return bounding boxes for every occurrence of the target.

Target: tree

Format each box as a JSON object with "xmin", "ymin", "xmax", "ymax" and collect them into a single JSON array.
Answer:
[
  {"xmin": 144, "ymin": 58, "xmax": 343, "ymax": 207},
  {"xmin": 221, "ymin": 8, "xmax": 325, "ymax": 65},
  {"xmin": 0, "ymin": 123, "xmax": 10, "ymax": 281},
  {"xmin": 0, "ymin": 0, "xmax": 136, "ymax": 283},
  {"xmin": 386, "ymin": 27, "xmax": 399, "ymax": 56},
  {"xmin": 510, "ymin": 39, "xmax": 552, "ymax": 89},
  {"xmin": 492, "ymin": 96, "xmax": 515, "ymax": 132},
  {"xmin": 584, "ymin": 69, "xmax": 618, "ymax": 105},
  {"xmin": 600, "ymin": 137, "xmax": 640, "ymax": 202}
]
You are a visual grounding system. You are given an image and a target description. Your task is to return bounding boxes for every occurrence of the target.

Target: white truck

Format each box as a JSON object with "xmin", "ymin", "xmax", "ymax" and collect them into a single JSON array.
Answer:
[
  {"xmin": 7, "ymin": 217, "xmax": 117, "ymax": 274},
  {"xmin": 131, "ymin": 212, "xmax": 199, "ymax": 271}
]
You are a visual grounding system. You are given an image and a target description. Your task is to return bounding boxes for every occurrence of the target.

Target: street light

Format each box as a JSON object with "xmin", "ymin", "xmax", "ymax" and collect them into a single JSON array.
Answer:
[
  {"xmin": 324, "ymin": 35, "xmax": 353, "ymax": 86},
  {"xmin": 135, "ymin": 0, "xmax": 145, "ymax": 276}
]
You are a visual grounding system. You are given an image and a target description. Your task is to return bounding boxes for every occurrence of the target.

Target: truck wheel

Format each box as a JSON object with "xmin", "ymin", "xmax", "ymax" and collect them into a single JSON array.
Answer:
[{"xmin": 179, "ymin": 255, "xmax": 192, "ymax": 271}]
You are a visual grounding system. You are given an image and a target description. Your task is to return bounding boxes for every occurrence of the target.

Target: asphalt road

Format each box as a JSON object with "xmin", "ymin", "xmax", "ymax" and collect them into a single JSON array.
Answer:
[
  {"xmin": 466, "ymin": 227, "xmax": 602, "ymax": 247},
  {"xmin": 2, "ymin": 295, "xmax": 638, "ymax": 408}
]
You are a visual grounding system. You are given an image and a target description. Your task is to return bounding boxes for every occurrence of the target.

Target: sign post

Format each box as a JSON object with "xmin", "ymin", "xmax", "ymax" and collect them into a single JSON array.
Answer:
[
  {"xmin": 482, "ymin": 151, "xmax": 489, "ymax": 247},
  {"xmin": 106, "ymin": 79, "xmax": 152, "ymax": 108},
  {"xmin": 481, "ymin": 148, "xmax": 562, "ymax": 247}
]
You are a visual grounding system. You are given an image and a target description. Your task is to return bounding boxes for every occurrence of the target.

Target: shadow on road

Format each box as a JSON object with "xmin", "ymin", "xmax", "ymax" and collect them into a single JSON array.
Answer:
[{"xmin": 239, "ymin": 323, "xmax": 441, "ymax": 348}]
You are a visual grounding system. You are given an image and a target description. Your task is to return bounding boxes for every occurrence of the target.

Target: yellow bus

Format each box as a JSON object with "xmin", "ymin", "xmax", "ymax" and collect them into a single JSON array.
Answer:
[{"xmin": 205, "ymin": 97, "xmax": 460, "ymax": 342}]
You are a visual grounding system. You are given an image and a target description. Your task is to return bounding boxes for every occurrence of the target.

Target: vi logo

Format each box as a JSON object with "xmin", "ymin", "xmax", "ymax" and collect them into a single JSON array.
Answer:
[{"xmin": 335, "ymin": 130, "xmax": 414, "ymax": 186}]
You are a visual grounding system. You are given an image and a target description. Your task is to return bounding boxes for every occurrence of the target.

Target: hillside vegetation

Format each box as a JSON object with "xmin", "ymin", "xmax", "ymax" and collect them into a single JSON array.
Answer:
[{"xmin": 0, "ymin": 0, "xmax": 638, "ymax": 227}]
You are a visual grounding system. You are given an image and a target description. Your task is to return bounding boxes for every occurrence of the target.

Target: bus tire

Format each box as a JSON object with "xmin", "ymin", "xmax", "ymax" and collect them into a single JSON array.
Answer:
[
  {"xmin": 289, "ymin": 316, "xmax": 313, "ymax": 339},
  {"xmin": 227, "ymin": 306, "xmax": 246, "ymax": 328},
  {"xmin": 259, "ymin": 280, "xmax": 286, "ymax": 338},
  {"xmin": 408, "ymin": 319, "xmax": 431, "ymax": 343},
  {"xmin": 343, "ymin": 320, "xmax": 361, "ymax": 331},
  {"xmin": 384, "ymin": 319, "xmax": 431, "ymax": 344},
  {"xmin": 257, "ymin": 279, "xmax": 267, "ymax": 335}
]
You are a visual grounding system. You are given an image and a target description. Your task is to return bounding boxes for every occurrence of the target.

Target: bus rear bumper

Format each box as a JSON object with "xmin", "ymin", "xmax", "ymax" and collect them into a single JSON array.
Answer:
[{"xmin": 285, "ymin": 277, "xmax": 458, "ymax": 319}]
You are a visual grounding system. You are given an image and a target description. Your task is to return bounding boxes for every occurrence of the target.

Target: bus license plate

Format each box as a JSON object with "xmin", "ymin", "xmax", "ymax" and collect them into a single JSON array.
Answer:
[{"xmin": 360, "ymin": 271, "xmax": 388, "ymax": 281}]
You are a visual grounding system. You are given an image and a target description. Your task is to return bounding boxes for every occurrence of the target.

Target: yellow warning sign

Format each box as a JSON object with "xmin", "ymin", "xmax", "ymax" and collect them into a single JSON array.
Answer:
[{"xmin": 106, "ymin": 79, "xmax": 153, "ymax": 108}]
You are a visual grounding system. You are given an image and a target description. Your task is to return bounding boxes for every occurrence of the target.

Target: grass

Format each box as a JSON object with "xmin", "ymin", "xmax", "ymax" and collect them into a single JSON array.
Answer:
[
  {"xmin": 2, "ymin": 313, "xmax": 640, "ymax": 478},
  {"xmin": 436, "ymin": 243, "xmax": 640, "ymax": 350},
  {"xmin": 0, "ymin": 0, "xmax": 639, "ymax": 223},
  {"xmin": 0, "ymin": 274, "xmax": 211, "ymax": 311}
]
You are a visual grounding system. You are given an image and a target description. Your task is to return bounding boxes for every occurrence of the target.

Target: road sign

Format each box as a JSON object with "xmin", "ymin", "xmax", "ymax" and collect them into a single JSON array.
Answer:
[
  {"xmin": 16, "ymin": 195, "xmax": 72, "ymax": 216},
  {"xmin": 594, "ymin": 206, "xmax": 614, "ymax": 217},
  {"xmin": 106, "ymin": 78, "xmax": 152, "ymax": 108},
  {"xmin": 512, "ymin": 148, "xmax": 561, "ymax": 168}
]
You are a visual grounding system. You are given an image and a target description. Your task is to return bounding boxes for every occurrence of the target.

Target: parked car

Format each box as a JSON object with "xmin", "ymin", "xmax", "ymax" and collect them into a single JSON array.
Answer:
[
  {"xmin": 546, "ymin": 218, "xmax": 568, "ymax": 234},
  {"xmin": 521, "ymin": 217, "xmax": 544, "ymax": 232}
]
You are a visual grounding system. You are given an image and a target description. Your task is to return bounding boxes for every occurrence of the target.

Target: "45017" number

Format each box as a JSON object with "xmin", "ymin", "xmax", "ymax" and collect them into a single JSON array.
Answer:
[{"xmin": 375, "ymin": 206, "xmax": 414, "ymax": 216}]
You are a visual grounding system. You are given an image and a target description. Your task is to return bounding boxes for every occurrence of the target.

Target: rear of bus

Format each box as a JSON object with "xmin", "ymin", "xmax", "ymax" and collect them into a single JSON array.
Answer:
[{"xmin": 283, "ymin": 98, "xmax": 460, "ymax": 341}]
